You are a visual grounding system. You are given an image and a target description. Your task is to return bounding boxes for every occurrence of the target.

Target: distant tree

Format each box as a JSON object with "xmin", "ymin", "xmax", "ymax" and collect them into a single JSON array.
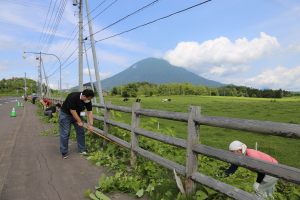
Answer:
[
  {"xmin": 275, "ymin": 89, "xmax": 283, "ymax": 98},
  {"xmin": 111, "ymin": 87, "xmax": 118, "ymax": 96}
]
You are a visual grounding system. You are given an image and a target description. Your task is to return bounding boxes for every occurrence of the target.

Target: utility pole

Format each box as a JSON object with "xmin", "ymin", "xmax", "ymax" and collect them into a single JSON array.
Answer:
[
  {"xmin": 84, "ymin": 41, "xmax": 99, "ymax": 112},
  {"xmin": 38, "ymin": 52, "xmax": 43, "ymax": 97},
  {"xmin": 85, "ymin": 0, "xmax": 105, "ymax": 105},
  {"xmin": 24, "ymin": 72, "xmax": 27, "ymax": 97},
  {"xmin": 41, "ymin": 59, "xmax": 51, "ymax": 97},
  {"xmin": 24, "ymin": 51, "xmax": 62, "ymax": 99},
  {"xmin": 78, "ymin": 0, "xmax": 84, "ymax": 91}
]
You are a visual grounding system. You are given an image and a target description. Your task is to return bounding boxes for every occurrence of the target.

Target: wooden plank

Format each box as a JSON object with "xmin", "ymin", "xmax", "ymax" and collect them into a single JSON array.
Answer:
[
  {"xmin": 103, "ymin": 101, "xmax": 111, "ymax": 147},
  {"xmin": 197, "ymin": 116, "xmax": 300, "ymax": 138},
  {"xmin": 93, "ymin": 116, "xmax": 132, "ymax": 131},
  {"xmin": 191, "ymin": 172, "xmax": 257, "ymax": 200},
  {"xmin": 94, "ymin": 115, "xmax": 104, "ymax": 121},
  {"xmin": 130, "ymin": 102, "xmax": 140, "ymax": 167},
  {"xmin": 103, "ymin": 101, "xmax": 111, "ymax": 135},
  {"xmin": 134, "ymin": 147, "xmax": 186, "ymax": 175},
  {"xmin": 193, "ymin": 144, "xmax": 300, "ymax": 184},
  {"xmin": 134, "ymin": 128, "xmax": 187, "ymax": 148},
  {"xmin": 90, "ymin": 126, "xmax": 131, "ymax": 149},
  {"xmin": 136, "ymin": 108, "xmax": 188, "ymax": 122},
  {"xmin": 93, "ymin": 103, "xmax": 131, "ymax": 113},
  {"xmin": 92, "ymin": 103, "xmax": 105, "ymax": 109},
  {"xmin": 185, "ymin": 106, "xmax": 201, "ymax": 195},
  {"xmin": 108, "ymin": 104, "xmax": 132, "ymax": 113}
]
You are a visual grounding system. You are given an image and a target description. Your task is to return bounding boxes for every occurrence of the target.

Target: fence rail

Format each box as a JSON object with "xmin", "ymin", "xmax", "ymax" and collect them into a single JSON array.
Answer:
[{"xmin": 49, "ymin": 98, "xmax": 300, "ymax": 199}]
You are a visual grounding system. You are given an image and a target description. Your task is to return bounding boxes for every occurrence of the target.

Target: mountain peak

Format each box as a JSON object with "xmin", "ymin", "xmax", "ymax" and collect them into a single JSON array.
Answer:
[
  {"xmin": 130, "ymin": 57, "xmax": 170, "ymax": 69},
  {"xmin": 102, "ymin": 57, "xmax": 223, "ymax": 90}
]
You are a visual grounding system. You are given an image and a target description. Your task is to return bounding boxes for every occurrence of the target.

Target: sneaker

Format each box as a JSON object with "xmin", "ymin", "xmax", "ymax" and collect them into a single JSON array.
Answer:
[
  {"xmin": 79, "ymin": 151, "xmax": 88, "ymax": 156},
  {"xmin": 62, "ymin": 153, "xmax": 69, "ymax": 159}
]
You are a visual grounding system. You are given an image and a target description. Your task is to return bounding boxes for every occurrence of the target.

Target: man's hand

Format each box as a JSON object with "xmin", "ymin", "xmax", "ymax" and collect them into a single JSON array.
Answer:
[
  {"xmin": 77, "ymin": 121, "xmax": 84, "ymax": 127},
  {"xmin": 87, "ymin": 124, "xmax": 93, "ymax": 133}
]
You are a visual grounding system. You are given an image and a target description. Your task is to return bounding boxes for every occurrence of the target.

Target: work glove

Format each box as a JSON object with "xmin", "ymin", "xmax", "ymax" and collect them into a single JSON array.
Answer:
[{"xmin": 253, "ymin": 182, "xmax": 260, "ymax": 192}]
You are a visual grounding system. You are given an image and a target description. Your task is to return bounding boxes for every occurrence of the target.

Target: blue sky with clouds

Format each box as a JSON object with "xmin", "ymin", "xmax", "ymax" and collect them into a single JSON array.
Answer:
[{"xmin": 0, "ymin": 0, "xmax": 300, "ymax": 91}]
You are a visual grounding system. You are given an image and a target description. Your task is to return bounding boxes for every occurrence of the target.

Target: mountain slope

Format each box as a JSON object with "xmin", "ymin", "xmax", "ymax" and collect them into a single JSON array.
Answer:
[{"xmin": 101, "ymin": 57, "xmax": 223, "ymax": 90}]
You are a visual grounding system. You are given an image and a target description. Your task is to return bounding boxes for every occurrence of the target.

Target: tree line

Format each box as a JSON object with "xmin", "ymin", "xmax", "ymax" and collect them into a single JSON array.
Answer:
[
  {"xmin": 110, "ymin": 82, "xmax": 292, "ymax": 98},
  {"xmin": 0, "ymin": 77, "xmax": 37, "ymax": 95}
]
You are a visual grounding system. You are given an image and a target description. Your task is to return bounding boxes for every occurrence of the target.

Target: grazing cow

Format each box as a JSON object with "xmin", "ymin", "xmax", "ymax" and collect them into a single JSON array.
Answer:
[
  {"xmin": 162, "ymin": 98, "xmax": 171, "ymax": 102},
  {"xmin": 136, "ymin": 98, "xmax": 141, "ymax": 102},
  {"xmin": 123, "ymin": 98, "xmax": 129, "ymax": 102}
]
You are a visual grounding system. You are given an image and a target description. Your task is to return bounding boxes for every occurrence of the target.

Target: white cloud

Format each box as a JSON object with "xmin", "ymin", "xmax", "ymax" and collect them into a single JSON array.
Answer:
[
  {"xmin": 0, "ymin": 34, "xmax": 22, "ymax": 51},
  {"xmin": 83, "ymin": 68, "xmax": 112, "ymax": 79},
  {"xmin": 244, "ymin": 65, "xmax": 300, "ymax": 90},
  {"xmin": 164, "ymin": 32, "xmax": 280, "ymax": 73},
  {"xmin": 208, "ymin": 65, "xmax": 250, "ymax": 77},
  {"xmin": 0, "ymin": 2, "xmax": 44, "ymax": 33}
]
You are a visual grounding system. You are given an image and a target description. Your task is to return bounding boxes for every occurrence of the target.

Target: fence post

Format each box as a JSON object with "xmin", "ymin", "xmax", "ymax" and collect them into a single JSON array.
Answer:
[
  {"xmin": 185, "ymin": 106, "xmax": 201, "ymax": 195},
  {"xmin": 130, "ymin": 102, "xmax": 140, "ymax": 167},
  {"xmin": 103, "ymin": 101, "xmax": 111, "ymax": 148}
]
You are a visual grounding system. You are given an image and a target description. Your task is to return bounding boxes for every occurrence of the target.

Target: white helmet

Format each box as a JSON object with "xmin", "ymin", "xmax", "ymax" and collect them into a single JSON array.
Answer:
[{"xmin": 229, "ymin": 140, "xmax": 247, "ymax": 154}]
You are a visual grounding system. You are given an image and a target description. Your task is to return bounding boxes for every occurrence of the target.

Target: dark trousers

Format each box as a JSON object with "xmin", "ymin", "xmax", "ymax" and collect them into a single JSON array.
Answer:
[{"xmin": 59, "ymin": 111, "xmax": 85, "ymax": 155}]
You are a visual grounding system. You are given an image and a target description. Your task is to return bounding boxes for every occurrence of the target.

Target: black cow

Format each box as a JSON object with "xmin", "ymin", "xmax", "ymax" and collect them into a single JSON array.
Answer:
[
  {"xmin": 136, "ymin": 98, "xmax": 141, "ymax": 102},
  {"xmin": 123, "ymin": 98, "xmax": 129, "ymax": 102}
]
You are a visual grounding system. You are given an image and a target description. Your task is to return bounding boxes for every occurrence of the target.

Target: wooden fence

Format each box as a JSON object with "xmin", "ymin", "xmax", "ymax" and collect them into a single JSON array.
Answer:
[{"xmin": 50, "ymin": 98, "xmax": 300, "ymax": 200}]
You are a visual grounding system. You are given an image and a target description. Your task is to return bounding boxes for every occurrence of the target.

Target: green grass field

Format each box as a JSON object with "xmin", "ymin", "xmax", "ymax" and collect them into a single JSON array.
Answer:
[{"xmin": 101, "ymin": 95, "xmax": 300, "ymax": 169}]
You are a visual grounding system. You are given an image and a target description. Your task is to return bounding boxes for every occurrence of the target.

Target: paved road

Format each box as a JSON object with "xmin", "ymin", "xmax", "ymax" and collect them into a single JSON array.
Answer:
[{"xmin": 0, "ymin": 98, "xmax": 142, "ymax": 200}]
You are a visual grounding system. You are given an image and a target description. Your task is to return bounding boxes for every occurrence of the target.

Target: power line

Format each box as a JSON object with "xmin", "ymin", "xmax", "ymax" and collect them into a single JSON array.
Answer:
[
  {"xmin": 84, "ymin": 0, "xmax": 107, "ymax": 18},
  {"xmin": 43, "ymin": 0, "xmax": 67, "ymax": 52},
  {"xmin": 47, "ymin": 0, "xmax": 116, "ymax": 76},
  {"xmin": 84, "ymin": 0, "xmax": 119, "ymax": 28},
  {"xmin": 86, "ymin": 0, "xmax": 161, "ymax": 40},
  {"xmin": 47, "ymin": 46, "xmax": 78, "ymax": 78},
  {"xmin": 95, "ymin": 0, "xmax": 212, "ymax": 43},
  {"xmin": 40, "ymin": 0, "xmax": 59, "ymax": 50},
  {"xmin": 5, "ymin": 0, "xmax": 47, "ymax": 8},
  {"xmin": 57, "ymin": 0, "xmax": 109, "ymax": 57},
  {"xmin": 37, "ymin": 0, "xmax": 53, "ymax": 50}
]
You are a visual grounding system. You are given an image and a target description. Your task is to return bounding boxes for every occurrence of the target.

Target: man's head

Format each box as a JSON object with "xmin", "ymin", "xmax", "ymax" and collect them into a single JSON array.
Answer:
[
  {"xmin": 229, "ymin": 140, "xmax": 247, "ymax": 155},
  {"xmin": 56, "ymin": 103, "xmax": 62, "ymax": 111},
  {"xmin": 81, "ymin": 89, "xmax": 95, "ymax": 103}
]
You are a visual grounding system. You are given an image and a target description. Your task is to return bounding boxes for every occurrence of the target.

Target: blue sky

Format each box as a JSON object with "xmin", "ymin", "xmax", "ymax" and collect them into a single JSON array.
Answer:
[{"xmin": 0, "ymin": 0, "xmax": 300, "ymax": 91}]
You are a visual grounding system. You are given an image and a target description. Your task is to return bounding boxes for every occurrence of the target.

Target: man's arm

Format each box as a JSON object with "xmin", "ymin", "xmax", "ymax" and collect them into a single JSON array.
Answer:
[
  {"xmin": 70, "ymin": 109, "xmax": 83, "ymax": 126},
  {"xmin": 224, "ymin": 164, "xmax": 238, "ymax": 176},
  {"xmin": 86, "ymin": 111, "xmax": 93, "ymax": 132},
  {"xmin": 86, "ymin": 111, "xmax": 93, "ymax": 125}
]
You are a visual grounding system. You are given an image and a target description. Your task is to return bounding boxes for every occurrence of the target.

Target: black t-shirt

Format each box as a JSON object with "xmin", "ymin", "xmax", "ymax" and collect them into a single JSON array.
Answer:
[{"xmin": 61, "ymin": 92, "xmax": 92, "ymax": 116}]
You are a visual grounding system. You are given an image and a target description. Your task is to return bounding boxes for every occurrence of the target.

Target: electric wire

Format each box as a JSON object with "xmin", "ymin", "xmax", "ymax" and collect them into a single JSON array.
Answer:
[
  {"xmin": 95, "ymin": 0, "xmax": 212, "ymax": 43},
  {"xmin": 40, "ymin": 0, "xmax": 59, "ymax": 50},
  {"xmin": 43, "ymin": 0, "xmax": 67, "ymax": 53},
  {"xmin": 37, "ymin": 0, "xmax": 53, "ymax": 51},
  {"xmin": 86, "ymin": 0, "xmax": 160, "ymax": 39}
]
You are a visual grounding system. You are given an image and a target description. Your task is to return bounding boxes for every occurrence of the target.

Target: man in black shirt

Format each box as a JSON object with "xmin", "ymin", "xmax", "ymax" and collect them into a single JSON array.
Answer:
[{"xmin": 59, "ymin": 89, "xmax": 95, "ymax": 158}]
